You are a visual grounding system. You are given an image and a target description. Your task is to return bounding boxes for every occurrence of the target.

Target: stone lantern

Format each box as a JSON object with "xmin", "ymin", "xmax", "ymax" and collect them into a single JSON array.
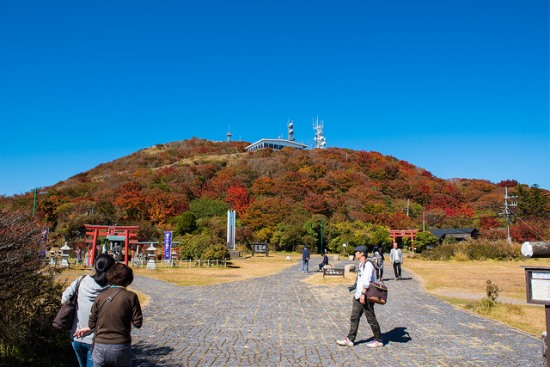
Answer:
[
  {"xmin": 146, "ymin": 243, "xmax": 157, "ymax": 270},
  {"xmin": 170, "ymin": 250, "xmax": 178, "ymax": 267},
  {"xmin": 60, "ymin": 242, "xmax": 71, "ymax": 268},
  {"xmin": 49, "ymin": 250, "xmax": 56, "ymax": 266}
]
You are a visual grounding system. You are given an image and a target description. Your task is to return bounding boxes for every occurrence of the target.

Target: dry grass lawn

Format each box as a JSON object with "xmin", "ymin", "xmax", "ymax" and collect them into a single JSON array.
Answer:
[
  {"xmin": 54, "ymin": 266, "xmax": 151, "ymax": 307},
  {"xmin": 132, "ymin": 252, "xmax": 297, "ymax": 286},
  {"xmin": 404, "ymin": 256, "xmax": 550, "ymax": 336}
]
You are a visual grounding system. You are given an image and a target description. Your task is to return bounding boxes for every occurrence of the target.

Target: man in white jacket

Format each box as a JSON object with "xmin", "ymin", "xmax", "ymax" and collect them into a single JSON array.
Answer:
[
  {"xmin": 390, "ymin": 242, "xmax": 403, "ymax": 280},
  {"xmin": 336, "ymin": 246, "xmax": 383, "ymax": 348}
]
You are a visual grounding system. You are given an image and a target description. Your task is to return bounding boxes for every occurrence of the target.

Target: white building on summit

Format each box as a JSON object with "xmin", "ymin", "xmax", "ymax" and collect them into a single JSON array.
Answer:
[
  {"xmin": 245, "ymin": 121, "xmax": 308, "ymax": 152},
  {"xmin": 245, "ymin": 119, "xmax": 327, "ymax": 152}
]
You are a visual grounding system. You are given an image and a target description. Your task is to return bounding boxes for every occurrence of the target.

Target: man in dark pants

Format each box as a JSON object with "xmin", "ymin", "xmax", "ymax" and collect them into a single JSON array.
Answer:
[
  {"xmin": 302, "ymin": 246, "xmax": 310, "ymax": 273},
  {"xmin": 318, "ymin": 251, "xmax": 329, "ymax": 271},
  {"xmin": 336, "ymin": 246, "xmax": 383, "ymax": 348}
]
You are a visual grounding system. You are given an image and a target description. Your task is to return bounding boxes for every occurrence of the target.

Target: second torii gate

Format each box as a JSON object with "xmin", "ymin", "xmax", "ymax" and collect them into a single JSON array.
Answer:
[
  {"xmin": 389, "ymin": 229, "xmax": 419, "ymax": 251},
  {"xmin": 85, "ymin": 224, "xmax": 139, "ymax": 265}
]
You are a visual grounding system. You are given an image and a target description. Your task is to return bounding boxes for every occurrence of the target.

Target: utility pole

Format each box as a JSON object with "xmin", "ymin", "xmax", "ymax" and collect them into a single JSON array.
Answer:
[
  {"xmin": 319, "ymin": 220, "xmax": 324, "ymax": 254},
  {"xmin": 500, "ymin": 187, "xmax": 517, "ymax": 244},
  {"xmin": 422, "ymin": 211, "xmax": 426, "ymax": 231},
  {"xmin": 32, "ymin": 188, "xmax": 37, "ymax": 216}
]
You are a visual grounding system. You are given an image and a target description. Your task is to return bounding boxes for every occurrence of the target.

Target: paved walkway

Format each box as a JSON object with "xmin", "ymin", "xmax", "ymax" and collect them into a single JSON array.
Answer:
[{"xmin": 131, "ymin": 259, "xmax": 542, "ymax": 367}]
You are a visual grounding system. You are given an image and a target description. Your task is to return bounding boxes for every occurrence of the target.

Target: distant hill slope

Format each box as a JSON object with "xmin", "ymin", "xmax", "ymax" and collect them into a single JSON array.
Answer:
[{"xmin": 2, "ymin": 138, "xmax": 548, "ymax": 244}]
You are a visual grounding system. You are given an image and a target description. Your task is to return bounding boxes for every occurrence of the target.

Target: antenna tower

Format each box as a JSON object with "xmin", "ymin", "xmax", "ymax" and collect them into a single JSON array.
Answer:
[
  {"xmin": 313, "ymin": 116, "xmax": 326, "ymax": 149},
  {"xmin": 288, "ymin": 120, "xmax": 295, "ymax": 141},
  {"xmin": 226, "ymin": 127, "xmax": 232, "ymax": 143},
  {"xmin": 499, "ymin": 187, "xmax": 517, "ymax": 244}
]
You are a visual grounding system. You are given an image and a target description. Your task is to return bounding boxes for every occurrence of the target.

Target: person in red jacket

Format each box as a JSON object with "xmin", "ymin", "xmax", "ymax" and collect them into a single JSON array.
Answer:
[{"xmin": 75, "ymin": 263, "xmax": 143, "ymax": 366}]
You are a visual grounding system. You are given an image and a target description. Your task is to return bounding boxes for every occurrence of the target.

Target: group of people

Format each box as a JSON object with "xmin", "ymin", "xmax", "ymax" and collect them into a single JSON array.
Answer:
[
  {"xmin": 61, "ymin": 254, "xmax": 143, "ymax": 367},
  {"xmin": 371, "ymin": 242, "xmax": 403, "ymax": 281}
]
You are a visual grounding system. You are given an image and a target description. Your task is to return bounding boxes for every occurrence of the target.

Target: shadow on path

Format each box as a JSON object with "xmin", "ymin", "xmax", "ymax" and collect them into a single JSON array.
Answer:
[
  {"xmin": 133, "ymin": 342, "xmax": 174, "ymax": 367},
  {"xmin": 383, "ymin": 327, "xmax": 413, "ymax": 344}
]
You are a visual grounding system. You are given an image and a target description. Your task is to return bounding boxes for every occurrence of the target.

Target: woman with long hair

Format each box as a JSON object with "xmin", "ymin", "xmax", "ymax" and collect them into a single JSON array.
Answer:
[{"xmin": 61, "ymin": 253, "xmax": 116, "ymax": 367}]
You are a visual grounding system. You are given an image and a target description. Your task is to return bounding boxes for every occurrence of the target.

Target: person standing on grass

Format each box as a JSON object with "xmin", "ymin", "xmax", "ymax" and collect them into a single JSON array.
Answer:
[
  {"xmin": 75, "ymin": 262, "xmax": 143, "ymax": 367},
  {"xmin": 302, "ymin": 246, "xmax": 310, "ymax": 273},
  {"xmin": 390, "ymin": 242, "xmax": 403, "ymax": 280},
  {"xmin": 336, "ymin": 245, "xmax": 383, "ymax": 348}
]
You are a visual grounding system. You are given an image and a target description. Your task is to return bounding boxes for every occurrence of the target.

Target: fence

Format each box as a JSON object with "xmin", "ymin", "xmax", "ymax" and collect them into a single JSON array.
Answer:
[{"xmin": 131, "ymin": 258, "xmax": 228, "ymax": 269}]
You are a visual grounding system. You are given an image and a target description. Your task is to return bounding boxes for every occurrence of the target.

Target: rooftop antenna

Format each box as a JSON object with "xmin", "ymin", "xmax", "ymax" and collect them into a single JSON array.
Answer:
[
  {"xmin": 288, "ymin": 120, "xmax": 295, "ymax": 141},
  {"xmin": 226, "ymin": 126, "xmax": 232, "ymax": 142},
  {"xmin": 313, "ymin": 116, "xmax": 326, "ymax": 149}
]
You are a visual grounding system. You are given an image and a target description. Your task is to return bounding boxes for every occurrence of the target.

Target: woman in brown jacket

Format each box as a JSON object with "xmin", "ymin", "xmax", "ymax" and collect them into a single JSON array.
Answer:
[{"xmin": 75, "ymin": 263, "xmax": 143, "ymax": 367}]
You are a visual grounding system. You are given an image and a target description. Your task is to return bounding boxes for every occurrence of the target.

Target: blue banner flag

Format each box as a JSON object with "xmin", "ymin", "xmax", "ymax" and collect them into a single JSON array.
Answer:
[{"xmin": 163, "ymin": 231, "xmax": 172, "ymax": 260}]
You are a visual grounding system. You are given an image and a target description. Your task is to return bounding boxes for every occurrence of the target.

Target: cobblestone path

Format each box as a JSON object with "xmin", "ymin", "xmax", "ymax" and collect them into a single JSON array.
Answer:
[{"xmin": 131, "ymin": 260, "xmax": 541, "ymax": 367}]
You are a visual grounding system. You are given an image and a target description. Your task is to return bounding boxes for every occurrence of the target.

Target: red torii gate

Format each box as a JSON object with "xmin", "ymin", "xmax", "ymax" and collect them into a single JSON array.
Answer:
[
  {"xmin": 85, "ymin": 224, "xmax": 139, "ymax": 265},
  {"xmin": 389, "ymin": 229, "xmax": 419, "ymax": 251}
]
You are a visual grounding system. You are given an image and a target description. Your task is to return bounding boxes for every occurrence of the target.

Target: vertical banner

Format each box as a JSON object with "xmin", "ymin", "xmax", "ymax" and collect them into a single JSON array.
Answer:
[
  {"xmin": 227, "ymin": 210, "xmax": 236, "ymax": 250},
  {"xmin": 163, "ymin": 231, "xmax": 172, "ymax": 260},
  {"xmin": 39, "ymin": 228, "xmax": 49, "ymax": 258}
]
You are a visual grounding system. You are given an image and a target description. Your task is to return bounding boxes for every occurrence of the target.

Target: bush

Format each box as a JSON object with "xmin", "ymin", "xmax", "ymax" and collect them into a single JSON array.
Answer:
[
  {"xmin": 201, "ymin": 244, "xmax": 230, "ymax": 260},
  {"xmin": 178, "ymin": 233, "xmax": 217, "ymax": 260},
  {"xmin": 466, "ymin": 279, "xmax": 500, "ymax": 314},
  {"xmin": 421, "ymin": 239, "xmax": 521, "ymax": 261},
  {"xmin": 462, "ymin": 239, "xmax": 520, "ymax": 260},
  {"xmin": 421, "ymin": 243, "xmax": 456, "ymax": 260},
  {"xmin": 0, "ymin": 208, "xmax": 73, "ymax": 366}
]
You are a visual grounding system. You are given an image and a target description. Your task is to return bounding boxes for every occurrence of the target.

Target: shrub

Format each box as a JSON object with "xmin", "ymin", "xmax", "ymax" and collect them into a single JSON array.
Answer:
[
  {"xmin": 421, "ymin": 243, "xmax": 456, "ymax": 260},
  {"xmin": 465, "ymin": 279, "xmax": 500, "ymax": 314},
  {"xmin": 201, "ymin": 244, "xmax": 230, "ymax": 260},
  {"xmin": 178, "ymin": 233, "xmax": 216, "ymax": 260},
  {"xmin": 0, "ymin": 208, "xmax": 73, "ymax": 366},
  {"xmin": 421, "ymin": 239, "xmax": 521, "ymax": 261}
]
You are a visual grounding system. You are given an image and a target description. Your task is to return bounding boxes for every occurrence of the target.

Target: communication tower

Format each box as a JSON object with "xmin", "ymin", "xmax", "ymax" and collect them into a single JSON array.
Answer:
[
  {"xmin": 313, "ymin": 116, "xmax": 326, "ymax": 149},
  {"xmin": 226, "ymin": 129, "xmax": 232, "ymax": 143},
  {"xmin": 288, "ymin": 120, "xmax": 295, "ymax": 141}
]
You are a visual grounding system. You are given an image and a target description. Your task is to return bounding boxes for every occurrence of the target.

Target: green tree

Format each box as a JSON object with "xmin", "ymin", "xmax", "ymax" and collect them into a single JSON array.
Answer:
[
  {"xmin": 179, "ymin": 233, "xmax": 216, "ymax": 259},
  {"xmin": 202, "ymin": 244, "xmax": 230, "ymax": 260},
  {"xmin": 173, "ymin": 212, "xmax": 197, "ymax": 236},
  {"xmin": 189, "ymin": 198, "xmax": 229, "ymax": 219},
  {"xmin": 413, "ymin": 231, "xmax": 439, "ymax": 252},
  {"xmin": 517, "ymin": 184, "xmax": 549, "ymax": 218}
]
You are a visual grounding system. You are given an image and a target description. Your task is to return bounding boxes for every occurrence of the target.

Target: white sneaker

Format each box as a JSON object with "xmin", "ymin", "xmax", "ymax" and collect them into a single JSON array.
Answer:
[
  {"xmin": 366, "ymin": 340, "xmax": 383, "ymax": 348},
  {"xmin": 336, "ymin": 337, "xmax": 354, "ymax": 347}
]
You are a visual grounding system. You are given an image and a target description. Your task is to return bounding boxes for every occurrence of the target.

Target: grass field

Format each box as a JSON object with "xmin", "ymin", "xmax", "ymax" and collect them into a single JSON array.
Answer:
[{"xmin": 404, "ymin": 256, "xmax": 550, "ymax": 336}]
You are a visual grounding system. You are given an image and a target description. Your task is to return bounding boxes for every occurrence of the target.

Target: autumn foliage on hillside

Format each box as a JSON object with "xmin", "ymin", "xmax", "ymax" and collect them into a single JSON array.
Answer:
[{"xmin": 1, "ymin": 138, "xmax": 549, "ymax": 253}]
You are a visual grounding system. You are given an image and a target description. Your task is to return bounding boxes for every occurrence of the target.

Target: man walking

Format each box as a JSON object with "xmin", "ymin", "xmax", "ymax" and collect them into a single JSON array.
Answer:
[
  {"xmin": 336, "ymin": 245, "xmax": 383, "ymax": 348},
  {"xmin": 390, "ymin": 242, "xmax": 403, "ymax": 280},
  {"xmin": 302, "ymin": 246, "xmax": 310, "ymax": 273}
]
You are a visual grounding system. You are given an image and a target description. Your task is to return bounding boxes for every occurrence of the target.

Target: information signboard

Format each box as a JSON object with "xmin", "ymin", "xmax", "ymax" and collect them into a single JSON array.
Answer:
[{"xmin": 524, "ymin": 267, "xmax": 550, "ymax": 305}]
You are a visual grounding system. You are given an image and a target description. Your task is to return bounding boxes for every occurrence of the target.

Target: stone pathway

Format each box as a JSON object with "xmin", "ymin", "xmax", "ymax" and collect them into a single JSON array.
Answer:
[{"xmin": 131, "ymin": 259, "xmax": 542, "ymax": 366}]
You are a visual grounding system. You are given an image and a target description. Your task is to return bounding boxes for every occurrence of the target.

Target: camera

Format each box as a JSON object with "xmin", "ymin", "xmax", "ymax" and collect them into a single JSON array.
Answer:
[{"xmin": 348, "ymin": 284, "xmax": 356, "ymax": 292}]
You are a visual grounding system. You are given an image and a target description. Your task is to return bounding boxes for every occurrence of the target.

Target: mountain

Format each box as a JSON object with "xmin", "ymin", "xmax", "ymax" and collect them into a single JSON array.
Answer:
[{"xmin": 2, "ymin": 138, "xmax": 548, "ymax": 247}]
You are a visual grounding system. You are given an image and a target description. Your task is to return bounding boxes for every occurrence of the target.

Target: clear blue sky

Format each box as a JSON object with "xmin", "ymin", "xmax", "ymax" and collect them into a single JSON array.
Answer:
[{"xmin": 1, "ymin": 0, "xmax": 548, "ymax": 196}]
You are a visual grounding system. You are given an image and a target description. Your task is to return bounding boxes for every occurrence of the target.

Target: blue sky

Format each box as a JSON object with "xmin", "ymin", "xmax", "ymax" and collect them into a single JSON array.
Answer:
[{"xmin": 1, "ymin": 0, "xmax": 548, "ymax": 196}]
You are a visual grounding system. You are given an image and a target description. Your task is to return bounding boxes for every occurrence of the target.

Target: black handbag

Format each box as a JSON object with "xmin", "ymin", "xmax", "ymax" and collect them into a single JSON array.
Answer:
[
  {"xmin": 53, "ymin": 275, "xmax": 85, "ymax": 330},
  {"xmin": 366, "ymin": 281, "xmax": 388, "ymax": 305}
]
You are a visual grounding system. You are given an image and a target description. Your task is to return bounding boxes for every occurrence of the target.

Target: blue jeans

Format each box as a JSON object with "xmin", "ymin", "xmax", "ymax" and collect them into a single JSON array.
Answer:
[
  {"xmin": 72, "ymin": 340, "xmax": 93, "ymax": 367},
  {"xmin": 302, "ymin": 260, "xmax": 309, "ymax": 272},
  {"xmin": 93, "ymin": 343, "xmax": 132, "ymax": 367}
]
